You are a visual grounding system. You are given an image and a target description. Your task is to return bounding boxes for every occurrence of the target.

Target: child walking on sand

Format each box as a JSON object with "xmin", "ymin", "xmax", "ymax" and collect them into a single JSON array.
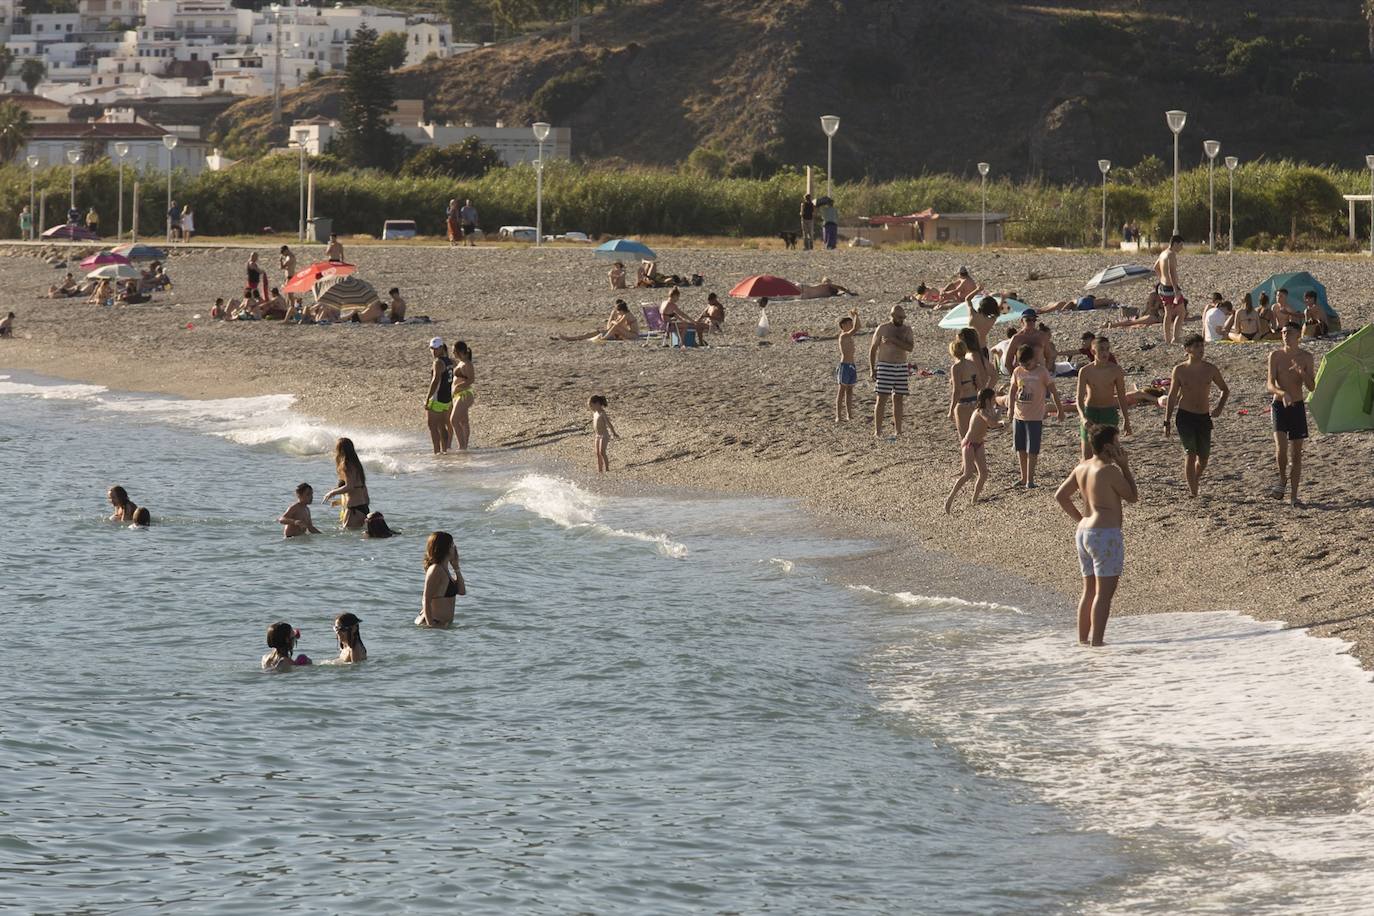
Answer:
[
  {"xmin": 589, "ymin": 395, "xmax": 620, "ymax": 473},
  {"xmin": 278, "ymin": 482, "xmax": 322, "ymax": 538},
  {"xmin": 835, "ymin": 308, "xmax": 861, "ymax": 421},
  {"xmin": 944, "ymin": 388, "xmax": 1003, "ymax": 512}
]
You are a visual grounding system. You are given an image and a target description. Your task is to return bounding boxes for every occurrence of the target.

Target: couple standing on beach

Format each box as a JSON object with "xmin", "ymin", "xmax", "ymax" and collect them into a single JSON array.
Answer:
[{"xmin": 425, "ymin": 338, "xmax": 475, "ymax": 453}]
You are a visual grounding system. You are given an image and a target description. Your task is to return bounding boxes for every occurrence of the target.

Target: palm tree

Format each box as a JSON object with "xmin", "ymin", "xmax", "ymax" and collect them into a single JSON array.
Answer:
[
  {"xmin": 19, "ymin": 59, "xmax": 47, "ymax": 93},
  {"xmin": 0, "ymin": 101, "xmax": 33, "ymax": 163}
]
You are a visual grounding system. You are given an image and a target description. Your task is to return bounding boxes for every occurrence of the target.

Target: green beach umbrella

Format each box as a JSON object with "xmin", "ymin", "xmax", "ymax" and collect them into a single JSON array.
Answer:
[{"xmin": 1310, "ymin": 323, "xmax": 1374, "ymax": 434}]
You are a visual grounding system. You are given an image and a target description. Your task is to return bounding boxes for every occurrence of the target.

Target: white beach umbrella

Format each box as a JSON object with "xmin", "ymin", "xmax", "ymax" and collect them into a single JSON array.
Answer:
[
  {"xmin": 1085, "ymin": 264, "xmax": 1153, "ymax": 290},
  {"xmin": 85, "ymin": 263, "xmax": 141, "ymax": 281}
]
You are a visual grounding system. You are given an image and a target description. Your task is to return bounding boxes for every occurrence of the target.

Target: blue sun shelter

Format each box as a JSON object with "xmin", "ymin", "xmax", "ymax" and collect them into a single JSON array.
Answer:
[
  {"xmin": 1250, "ymin": 271, "xmax": 1339, "ymax": 330},
  {"xmin": 938, "ymin": 294, "xmax": 1031, "ymax": 330}
]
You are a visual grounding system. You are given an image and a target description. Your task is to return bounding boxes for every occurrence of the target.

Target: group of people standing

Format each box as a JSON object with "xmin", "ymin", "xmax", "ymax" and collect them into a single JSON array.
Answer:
[
  {"xmin": 445, "ymin": 199, "xmax": 480, "ymax": 247},
  {"xmin": 424, "ymin": 337, "xmax": 476, "ymax": 453},
  {"xmin": 799, "ymin": 193, "xmax": 840, "ymax": 250}
]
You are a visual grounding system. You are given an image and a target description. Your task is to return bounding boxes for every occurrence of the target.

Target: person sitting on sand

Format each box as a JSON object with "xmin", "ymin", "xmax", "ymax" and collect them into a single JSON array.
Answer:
[
  {"xmin": 108, "ymin": 485, "xmax": 138, "ymax": 522},
  {"xmin": 210, "ymin": 297, "xmax": 228, "ymax": 320},
  {"xmin": 86, "ymin": 278, "xmax": 114, "ymax": 306},
  {"xmin": 48, "ymin": 273, "xmax": 79, "ymax": 298},
  {"xmin": 278, "ymin": 483, "xmax": 322, "ymax": 538},
  {"xmin": 0, "ymin": 311, "xmax": 14, "ymax": 338},
  {"xmin": 1226, "ymin": 293, "xmax": 1263, "ymax": 341},
  {"xmin": 419, "ymin": 531, "xmax": 465, "ymax": 628},
  {"xmin": 262, "ymin": 287, "xmax": 289, "ymax": 320},
  {"xmin": 609, "ymin": 261, "xmax": 628, "ymax": 290},
  {"xmin": 346, "ymin": 298, "xmax": 386, "ymax": 324},
  {"xmin": 309, "ymin": 300, "xmax": 342, "ymax": 323},
  {"xmin": 1255, "ymin": 292, "xmax": 1278, "ymax": 338},
  {"xmin": 697, "ymin": 292, "xmax": 726, "ymax": 332},
  {"xmin": 636, "ymin": 259, "xmax": 658, "ymax": 288},
  {"xmin": 989, "ymin": 325, "xmax": 1016, "ymax": 373},
  {"xmin": 938, "ymin": 266, "xmax": 978, "ymax": 304},
  {"xmin": 1101, "ymin": 290, "xmax": 1165, "ymax": 330},
  {"xmin": 262, "ymin": 622, "xmax": 309, "ymax": 671},
  {"xmin": 660, "ymin": 288, "xmax": 706, "ymax": 344},
  {"xmin": 1274, "ymin": 288, "xmax": 1303, "ymax": 330},
  {"xmin": 1301, "ymin": 290, "xmax": 1329, "ymax": 338},
  {"xmin": 387, "ymin": 288, "xmax": 407, "ymax": 322},
  {"xmin": 1076, "ymin": 331, "xmax": 1117, "ymax": 365},
  {"xmin": 232, "ymin": 294, "xmax": 263, "ymax": 321},
  {"xmin": 118, "ymin": 279, "xmax": 149, "ymax": 305},
  {"xmin": 799, "ymin": 277, "xmax": 855, "ymax": 299},
  {"xmin": 333, "ymin": 613, "xmax": 367, "ymax": 663},
  {"xmin": 556, "ymin": 300, "xmax": 640, "ymax": 342}
]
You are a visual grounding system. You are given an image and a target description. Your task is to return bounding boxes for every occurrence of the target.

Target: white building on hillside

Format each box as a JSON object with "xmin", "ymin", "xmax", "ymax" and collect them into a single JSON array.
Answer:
[{"xmin": 291, "ymin": 114, "xmax": 572, "ymax": 165}]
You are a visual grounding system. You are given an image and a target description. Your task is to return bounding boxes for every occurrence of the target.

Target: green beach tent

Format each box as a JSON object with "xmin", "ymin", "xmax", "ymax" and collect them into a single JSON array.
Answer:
[
  {"xmin": 1250, "ymin": 271, "xmax": 1339, "ymax": 326},
  {"xmin": 1310, "ymin": 323, "xmax": 1374, "ymax": 434}
]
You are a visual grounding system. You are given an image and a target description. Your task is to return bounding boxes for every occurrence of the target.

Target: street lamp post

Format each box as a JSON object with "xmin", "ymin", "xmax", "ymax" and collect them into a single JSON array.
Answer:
[
  {"xmin": 1224, "ymin": 156, "xmax": 1238, "ymax": 253},
  {"xmin": 162, "ymin": 134, "xmax": 179, "ymax": 243},
  {"xmin": 26, "ymin": 155, "xmax": 39, "ymax": 240},
  {"xmin": 270, "ymin": 3, "xmax": 283, "ymax": 127},
  {"xmin": 1097, "ymin": 158, "xmax": 1111, "ymax": 250},
  {"xmin": 115, "ymin": 142, "xmax": 129, "ymax": 241},
  {"xmin": 1203, "ymin": 140, "xmax": 1220, "ymax": 250},
  {"xmin": 820, "ymin": 115, "xmax": 840, "ymax": 199},
  {"xmin": 66, "ymin": 148, "xmax": 82, "ymax": 209},
  {"xmin": 1367, "ymin": 154, "xmax": 1374, "ymax": 257},
  {"xmin": 1166, "ymin": 110, "xmax": 1187, "ymax": 236},
  {"xmin": 977, "ymin": 161, "xmax": 990, "ymax": 248},
  {"xmin": 295, "ymin": 128, "xmax": 308, "ymax": 242},
  {"xmin": 532, "ymin": 121, "xmax": 550, "ymax": 247}
]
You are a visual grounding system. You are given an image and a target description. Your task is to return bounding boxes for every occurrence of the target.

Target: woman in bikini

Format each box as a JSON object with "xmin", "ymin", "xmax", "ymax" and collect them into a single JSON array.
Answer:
[
  {"xmin": 325, "ymin": 438, "xmax": 370, "ymax": 530},
  {"xmin": 944, "ymin": 387, "xmax": 1003, "ymax": 512},
  {"xmin": 418, "ymin": 531, "xmax": 465, "ymax": 628},
  {"xmin": 450, "ymin": 341, "xmax": 476, "ymax": 451},
  {"xmin": 1227, "ymin": 292, "xmax": 1263, "ymax": 341},
  {"xmin": 946, "ymin": 335, "xmax": 982, "ymax": 440},
  {"xmin": 107, "ymin": 485, "xmax": 138, "ymax": 522},
  {"xmin": 424, "ymin": 338, "xmax": 453, "ymax": 454}
]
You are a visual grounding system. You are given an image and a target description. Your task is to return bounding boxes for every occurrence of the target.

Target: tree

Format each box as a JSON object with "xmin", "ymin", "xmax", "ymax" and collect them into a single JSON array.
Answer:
[
  {"xmin": 0, "ymin": 101, "xmax": 33, "ymax": 163},
  {"xmin": 1122, "ymin": 154, "xmax": 1166, "ymax": 186},
  {"xmin": 375, "ymin": 31, "xmax": 408, "ymax": 70},
  {"xmin": 0, "ymin": 46, "xmax": 15, "ymax": 84},
  {"xmin": 19, "ymin": 58, "xmax": 47, "ymax": 93},
  {"xmin": 401, "ymin": 136, "xmax": 504, "ymax": 178},
  {"xmin": 1271, "ymin": 168, "xmax": 1343, "ymax": 242},
  {"xmin": 684, "ymin": 145, "xmax": 727, "ymax": 179},
  {"xmin": 337, "ymin": 26, "xmax": 402, "ymax": 170}
]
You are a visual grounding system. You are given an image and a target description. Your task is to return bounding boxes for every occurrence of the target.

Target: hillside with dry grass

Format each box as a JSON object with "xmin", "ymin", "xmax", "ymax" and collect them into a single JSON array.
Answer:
[{"xmin": 211, "ymin": 0, "xmax": 1374, "ymax": 180}]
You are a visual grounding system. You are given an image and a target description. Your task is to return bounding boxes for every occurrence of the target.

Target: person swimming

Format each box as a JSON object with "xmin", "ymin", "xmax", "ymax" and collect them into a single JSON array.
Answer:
[
  {"xmin": 262, "ymin": 622, "xmax": 311, "ymax": 671},
  {"xmin": 333, "ymin": 613, "xmax": 367, "ymax": 663},
  {"xmin": 108, "ymin": 485, "xmax": 138, "ymax": 522},
  {"xmin": 418, "ymin": 531, "xmax": 465, "ymax": 628},
  {"xmin": 363, "ymin": 511, "xmax": 397, "ymax": 538}
]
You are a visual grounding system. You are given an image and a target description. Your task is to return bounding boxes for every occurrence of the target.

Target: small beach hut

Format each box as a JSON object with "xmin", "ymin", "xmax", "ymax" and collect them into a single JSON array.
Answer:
[
  {"xmin": 1251, "ymin": 271, "xmax": 1339, "ymax": 327},
  {"xmin": 1310, "ymin": 323, "xmax": 1374, "ymax": 434}
]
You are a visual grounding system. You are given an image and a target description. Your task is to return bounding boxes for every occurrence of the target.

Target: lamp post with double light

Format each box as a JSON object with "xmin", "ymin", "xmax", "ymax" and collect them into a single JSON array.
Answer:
[
  {"xmin": 66, "ymin": 148, "xmax": 82, "ymax": 209},
  {"xmin": 115, "ymin": 142, "xmax": 129, "ymax": 241},
  {"xmin": 977, "ymin": 161, "xmax": 990, "ymax": 248},
  {"xmin": 532, "ymin": 121, "xmax": 550, "ymax": 247},
  {"xmin": 1224, "ymin": 156, "xmax": 1238, "ymax": 253},
  {"xmin": 27, "ymin": 155, "xmax": 39, "ymax": 239},
  {"xmin": 1166, "ymin": 110, "xmax": 1187, "ymax": 235},
  {"xmin": 1203, "ymin": 139, "xmax": 1220, "ymax": 249},
  {"xmin": 1097, "ymin": 158, "xmax": 1111, "ymax": 250},
  {"xmin": 163, "ymin": 134, "xmax": 178, "ymax": 243},
  {"xmin": 820, "ymin": 115, "xmax": 840, "ymax": 199}
]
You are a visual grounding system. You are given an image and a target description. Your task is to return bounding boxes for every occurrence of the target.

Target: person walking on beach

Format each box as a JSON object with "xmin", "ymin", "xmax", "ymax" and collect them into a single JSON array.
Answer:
[
  {"xmin": 1154, "ymin": 234, "xmax": 1185, "ymax": 343},
  {"xmin": 460, "ymin": 200, "xmax": 478, "ymax": 245},
  {"xmin": 1075, "ymin": 335, "xmax": 1131, "ymax": 460},
  {"xmin": 1007, "ymin": 343, "xmax": 1064, "ymax": 488},
  {"xmin": 1165, "ymin": 334, "xmax": 1230, "ymax": 498},
  {"xmin": 835, "ymin": 307, "xmax": 860, "ymax": 422},
  {"xmin": 419, "ymin": 531, "xmax": 465, "ymax": 628},
  {"xmin": 325, "ymin": 437, "xmax": 370, "ymax": 529},
  {"xmin": 277, "ymin": 482, "xmax": 322, "ymax": 538},
  {"xmin": 800, "ymin": 193, "xmax": 816, "ymax": 250},
  {"xmin": 19, "ymin": 205, "xmax": 32, "ymax": 241},
  {"xmin": 589, "ymin": 394, "xmax": 620, "ymax": 472},
  {"xmin": 869, "ymin": 305, "xmax": 914, "ymax": 438},
  {"xmin": 180, "ymin": 204, "xmax": 195, "ymax": 240},
  {"xmin": 1267, "ymin": 322, "xmax": 1315, "ymax": 506},
  {"xmin": 944, "ymin": 387, "xmax": 1002, "ymax": 513},
  {"xmin": 819, "ymin": 197, "xmax": 840, "ymax": 250},
  {"xmin": 424, "ymin": 338, "xmax": 454, "ymax": 454},
  {"xmin": 1055, "ymin": 426, "xmax": 1138, "ymax": 647},
  {"xmin": 450, "ymin": 341, "xmax": 476, "ymax": 450}
]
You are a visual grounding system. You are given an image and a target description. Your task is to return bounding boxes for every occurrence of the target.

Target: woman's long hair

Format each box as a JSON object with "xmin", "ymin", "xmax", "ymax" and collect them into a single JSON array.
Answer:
[
  {"xmin": 334, "ymin": 437, "xmax": 366, "ymax": 487},
  {"xmin": 454, "ymin": 341, "xmax": 473, "ymax": 365},
  {"xmin": 335, "ymin": 613, "xmax": 365, "ymax": 653},
  {"xmin": 266, "ymin": 621, "xmax": 294, "ymax": 655},
  {"xmin": 424, "ymin": 531, "xmax": 454, "ymax": 569}
]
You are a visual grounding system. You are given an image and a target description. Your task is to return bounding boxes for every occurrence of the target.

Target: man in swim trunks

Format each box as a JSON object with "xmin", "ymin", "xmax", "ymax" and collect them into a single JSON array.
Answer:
[
  {"xmin": 1055, "ymin": 425, "xmax": 1138, "ymax": 647},
  {"xmin": 1266, "ymin": 322, "xmax": 1316, "ymax": 507},
  {"xmin": 1153, "ymin": 234, "xmax": 1185, "ymax": 343},
  {"xmin": 1075, "ymin": 335, "xmax": 1132, "ymax": 459},
  {"xmin": 1165, "ymin": 334, "xmax": 1230, "ymax": 498},
  {"xmin": 869, "ymin": 304, "xmax": 914, "ymax": 437}
]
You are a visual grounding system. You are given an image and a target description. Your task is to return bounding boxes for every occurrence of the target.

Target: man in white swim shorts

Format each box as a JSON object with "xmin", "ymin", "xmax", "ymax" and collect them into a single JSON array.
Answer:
[
  {"xmin": 1055, "ymin": 425, "xmax": 1138, "ymax": 647},
  {"xmin": 868, "ymin": 304, "xmax": 914, "ymax": 438}
]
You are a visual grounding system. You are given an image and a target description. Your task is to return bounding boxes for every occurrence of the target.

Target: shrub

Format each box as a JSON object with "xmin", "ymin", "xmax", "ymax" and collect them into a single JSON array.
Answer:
[
  {"xmin": 531, "ymin": 65, "xmax": 603, "ymax": 122},
  {"xmin": 401, "ymin": 136, "xmax": 504, "ymax": 179}
]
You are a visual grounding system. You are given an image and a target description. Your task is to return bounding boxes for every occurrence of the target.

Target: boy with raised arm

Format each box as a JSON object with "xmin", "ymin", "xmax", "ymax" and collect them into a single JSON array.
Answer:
[
  {"xmin": 835, "ymin": 307, "xmax": 860, "ymax": 422},
  {"xmin": 278, "ymin": 483, "xmax": 322, "ymax": 538},
  {"xmin": 1075, "ymin": 335, "xmax": 1131, "ymax": 460},
  {"xmin": 1266, "ymin": 323, "xmax": 1316, "ymax": 506},
  {"xmin": 1056, "ymin": 426, "xmax": 1138, "ymax": 647},
  {"xmin": 1164, "ymin": 334, "xmax": 1230, "ymax": 498}
]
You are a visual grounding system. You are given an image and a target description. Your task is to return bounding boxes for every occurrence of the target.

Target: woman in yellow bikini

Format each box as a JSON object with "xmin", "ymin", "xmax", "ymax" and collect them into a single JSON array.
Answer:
[{"xmin": 450, "ymin": 341, "xmax": 476, "ymax": 450}]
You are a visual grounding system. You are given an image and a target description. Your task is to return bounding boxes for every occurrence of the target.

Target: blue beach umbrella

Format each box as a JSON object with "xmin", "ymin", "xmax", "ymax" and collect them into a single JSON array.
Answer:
[
  {"xmin": 595, "ymin": 238, "xmax": 656, "ymax": 259},
  {"xmin": 111, "ymin": 243, "xmax": 168, "ymax": 261},
  {"xmin": 938, "ymin": 294, "xmax": 1031, "ymax": 330}
]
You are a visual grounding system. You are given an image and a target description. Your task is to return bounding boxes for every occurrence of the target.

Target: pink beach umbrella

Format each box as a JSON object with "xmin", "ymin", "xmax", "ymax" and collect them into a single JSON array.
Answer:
[{"xmin": 79, "ymin": 251, "xmax": 132, "ymax": 269}]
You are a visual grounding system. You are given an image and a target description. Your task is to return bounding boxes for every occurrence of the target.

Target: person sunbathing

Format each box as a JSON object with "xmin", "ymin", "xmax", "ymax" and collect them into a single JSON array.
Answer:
[
  {"xmin": 231, "ymin": 296, "xmax": 263, "ymax": 320},
  {"xmin": 554, "ymin": 300, "xmax": 640, "ymax": 342},
  {"xmin": 309, "ymin": 301, "xmax": 342, "ymax": 322},
  {"xmin": 261, "ymin": 288, "xmax": 289, "ymax": 320},
  {"xmin": 47, "ymin": 273, "xmax": 79, "ymax": 298},
  {"xmin": 799, "ymin": 277, "xmax": 855, "ymax": 299},
  {"xmin": 1040, "ymin": 293, "xmax": 1120, "ymax": 314},
  {"xmin": 1101, "ymin": 291, "xmax": 1164, "ymax": 329},
  {"xmin": 660, "ymin": 287, "xmax": 707, "ymax": 342},
  {"xmin": 345, "ymin": 300, "xmax": 386, "ymax": 324},
  {"xmin": 938, "ymin": 267, "xmax": 978, "ymax": 304},
  {"xmin": 636, "ymin": 259, "xmax": 658, "ymax": 287}
]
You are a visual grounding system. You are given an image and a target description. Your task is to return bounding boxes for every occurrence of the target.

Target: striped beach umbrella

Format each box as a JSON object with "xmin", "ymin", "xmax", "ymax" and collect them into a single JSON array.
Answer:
[{"xmin": 316, "ymin": 275, "xmax": 381, "ymax": 310}]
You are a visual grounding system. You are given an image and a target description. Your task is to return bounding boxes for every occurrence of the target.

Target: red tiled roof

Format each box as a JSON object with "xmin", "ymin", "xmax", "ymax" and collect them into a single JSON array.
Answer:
[{"xmin": 5, "ymin": 93, "xmax": 70, "ymax": 109}]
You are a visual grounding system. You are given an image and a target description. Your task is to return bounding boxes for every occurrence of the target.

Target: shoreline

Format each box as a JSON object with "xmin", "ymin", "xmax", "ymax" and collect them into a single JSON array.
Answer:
[{"xmin": 4, "ymin": 243, "xmax": 1373, "ymax": 664}]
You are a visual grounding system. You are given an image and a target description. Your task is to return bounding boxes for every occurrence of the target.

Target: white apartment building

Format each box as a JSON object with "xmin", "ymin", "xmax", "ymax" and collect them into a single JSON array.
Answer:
[{"xmin": 20, "ymin": 114, "xmax": 210, "ymax": 174}]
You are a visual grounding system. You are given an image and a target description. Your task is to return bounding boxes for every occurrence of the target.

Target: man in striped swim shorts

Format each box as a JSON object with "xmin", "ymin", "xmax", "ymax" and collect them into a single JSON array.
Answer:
[{"xmin": 868, "ymin": 305, "xmax": 914, "ymax": 437}]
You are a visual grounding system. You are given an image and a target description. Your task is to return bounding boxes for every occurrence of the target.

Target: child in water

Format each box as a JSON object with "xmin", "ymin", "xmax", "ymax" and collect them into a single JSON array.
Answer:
[
  {"xmin": 835, "ymin": 307, "xmax": 861, "ymax": 422},
  {"xmin": 944, "ymin": 388, "xmax": 1003, "ymax": 513},
  {"xmin": 262, "ymin": 622, "xmax": 311, "ymax": 671},
  {"xmin": 333, "ymin": 613, "xmax": 367, "ymax": 663},
  {"xmin": 278, "ymin": 483, "xmax": 322, "ymax": 538},
  {"xmin": 589, "ymin": 395, "xmax": 620, "ymax": 473}
]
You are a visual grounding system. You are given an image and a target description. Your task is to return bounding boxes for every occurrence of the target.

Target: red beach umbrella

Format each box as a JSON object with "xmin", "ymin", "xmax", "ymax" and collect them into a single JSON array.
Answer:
[
  {"xmin": 79, "ymin": 251, "xmax": 131, "ymax": 269},
  {"xmin": 728, "ymin": 275, "xmax": 801, "ymax": 299},
  {"xmin": 283, "ymin": 261, "xmax": 355, "ymax": 294}
]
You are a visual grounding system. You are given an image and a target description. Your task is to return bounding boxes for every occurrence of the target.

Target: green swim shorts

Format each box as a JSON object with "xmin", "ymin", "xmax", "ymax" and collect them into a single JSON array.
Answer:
[{"xmin": 1080, "ymin": 404, "xmax": 1120, "ymax": 442}]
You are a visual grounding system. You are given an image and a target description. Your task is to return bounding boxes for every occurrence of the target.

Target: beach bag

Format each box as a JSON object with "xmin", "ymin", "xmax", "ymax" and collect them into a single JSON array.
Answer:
[{"xmin": 757, "ymin": 308, "xmax": 770, "ymax": 338}]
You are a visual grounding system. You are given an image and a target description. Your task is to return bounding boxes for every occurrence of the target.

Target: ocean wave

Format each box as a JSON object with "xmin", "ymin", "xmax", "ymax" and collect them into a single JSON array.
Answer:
[
  {"xmin": 0, "ymin": 378, "xmax": 109, "ymax": 400},
  {"xmin": 488, "ymin": 473, "xmax": 688, "ymax": 559},
  {"xmin": 849, "ymin": 583, "xmax": 1023, "ymax": 614}
]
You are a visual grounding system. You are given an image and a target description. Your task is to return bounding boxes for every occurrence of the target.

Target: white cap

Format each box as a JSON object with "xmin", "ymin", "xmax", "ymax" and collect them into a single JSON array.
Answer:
[{"xmin": 428, "ymin": 337, "xmax": 444, "ymax": 349}]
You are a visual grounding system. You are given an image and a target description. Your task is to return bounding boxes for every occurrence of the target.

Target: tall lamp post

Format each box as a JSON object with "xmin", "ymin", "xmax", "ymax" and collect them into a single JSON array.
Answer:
[
  {"xmin": 295, "ymin": 128, "xmax": 308, "ymax": 242},
  {"xmin": 270, "ymin": 3, "xmax": 283, "ymax": 127},
  {"xmin": 1203, "ymin": 139, "xmax": 1220, "ymax": 250},
  {"xmin": 115, "ymin": 142, "xmax": 129, "ymax": 241},
  {"xmin": 820, "ymin": 115, "xmax": 840, "ymax": 199},
  {"xmin": 532, "ymin": 121, "xmax": 550, "ymax": 247},
  {"xmin": 27, "ymin": 155, "xmax": 39, "ymax": 239},
  {"xmin": 162, "ymin": 134, "xmax": 179, "ymax": 243},
  {"xmin": 1224, "ymin": 155, "xmax": 1238, "ymax": 253},
  {"xmin": 977, "ymin": 161, "xmax": 990, "ymax": 248},
  {"xmin": 1165, "ymin": 110, "xmax": 1187, "ymax": 236},
  {"xmin": 1367, "ymin": 154, "xmax": 1374, "ymax": 257},
  {"xmin": 66, "ymin": 148, "xmax": 82, "ymax": 209},
  {"xmin": 1097, "ymin": 158, "xmax": 1111, "ymax": 250}
]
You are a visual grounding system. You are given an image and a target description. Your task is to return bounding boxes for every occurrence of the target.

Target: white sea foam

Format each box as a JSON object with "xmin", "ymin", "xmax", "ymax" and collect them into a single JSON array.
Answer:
[
  {"xmin": 489, "ymin": 473, "xmax": 688, "ymax": 559},
  {"xmin": 0, "ymin": 378, "xmax": 108, "ymax": 400},
  {"xmin": 770, "ymin": 558, "xmax": 795, "ymax": 574},
  {"xmin": 849, "ymin": 583, "xmax": 1023, "ymax": 614},
  {"xmin": 874, "ymin": 611, "xmax": 1374, "ymax": 911}
]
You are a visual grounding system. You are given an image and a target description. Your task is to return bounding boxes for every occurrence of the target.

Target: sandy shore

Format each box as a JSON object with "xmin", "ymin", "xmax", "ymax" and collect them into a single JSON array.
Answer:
[{"xmin": 4, "ymin": 241, "xmax": 1373, "ymax": 661}]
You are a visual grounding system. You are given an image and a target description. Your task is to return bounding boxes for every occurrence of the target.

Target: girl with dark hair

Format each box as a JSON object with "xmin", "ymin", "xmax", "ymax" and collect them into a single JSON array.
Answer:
[
  {"xmin": 108, "ymin": 485, "xmax": 138, "ymax": 522},
  {"xmin": 450, "ymin": 341, "xmax": 475, "ymax": 450},
  {"xmin": 958, "ymin": 326, "xmax": 995, "ymax": 392},
  {"xmin": 363, "ymin": 512, "xmax": 397, "ymax": 539},
  {"xmin": 333, "ymin": 613, "xmax": 367, "ymax": 663},
  {"xmin": 262, "ymin": 622, "xmax": 310, "ymax": 671},
  {"xmin": 130, "ymin": 507, "xmax": 151, "ymax": 527},
  {"xmin": 325, "ymin": 438, "xmax": 370, "ymax": 530},
  {"xmin": 418, "ymin": 531, "xmax": 465, "ymax": 628}
]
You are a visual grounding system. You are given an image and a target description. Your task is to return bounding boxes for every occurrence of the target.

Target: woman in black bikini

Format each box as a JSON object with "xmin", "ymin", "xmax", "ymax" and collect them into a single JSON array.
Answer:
[
  {"xmin": 418, "ymin": 531, "xmax": 465, "ymax": 627},
  {"xmin": 946, "ymin": 334, "xmax": 982, "ymax": 440},
  {"xmin": 424, "ymin": 339, "xmax": 454, "ymax": 454},
  {"xmin": 325, "ymin": 438, "xmax": 370, "ymax": 530}
]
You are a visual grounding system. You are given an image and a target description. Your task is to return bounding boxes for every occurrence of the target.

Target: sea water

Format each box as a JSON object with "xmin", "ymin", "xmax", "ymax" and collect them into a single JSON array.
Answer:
[{"xmin": 3, "ymin": 372, "xmax": 1374, "ymax": 914}]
